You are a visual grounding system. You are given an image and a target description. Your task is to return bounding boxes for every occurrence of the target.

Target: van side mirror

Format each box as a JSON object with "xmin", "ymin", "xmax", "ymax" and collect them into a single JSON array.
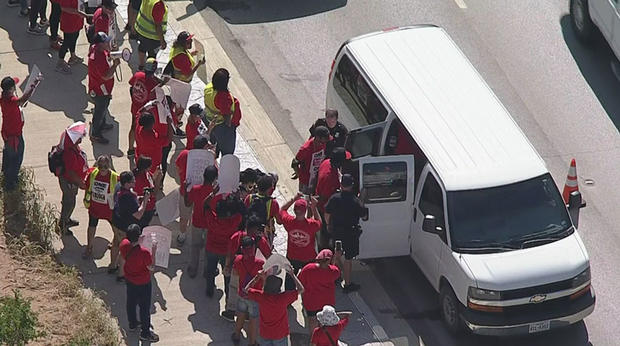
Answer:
[
  {"xmin": 568, "ymin": 191, "xmax": 586, "ymax": 228},
  {"xmin": 423, "ymin": 215, "xmax": 443, "ymax": 234}
]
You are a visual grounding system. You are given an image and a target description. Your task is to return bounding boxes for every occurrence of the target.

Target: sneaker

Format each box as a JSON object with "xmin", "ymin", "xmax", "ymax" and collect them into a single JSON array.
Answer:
[
  {"xmin": 67, "ymin": 219, "xmax": 79, "ymax": 227},
  {"xmin": 221, "ymin": 310, "xmax": 235, "ymax": 322},
  {"xmin": 126, "ymin": 148, "xmax": 135, "ymax": 158},
  {"xmin": 55, "ymin": 61, "xmax": 71, "ymax": 74},
  {"xmin": 27, "ymin": 25, "xmax": 46, "ymax": 36},
  {"xmin": 176, "ymin": 233, "xmax": 186, "ymax": 246},
  {"xmin": 50, "ymin": 40, "xmax": 61, "ymax": 50},
  {"xmin": 19, "ymin": 8, "xmax": 29, "ymax": 16},
  {"xmin": 140, "ymin": 330, "xmax": 159, "ymax": 342},
  {"xmin": 173, "ymin": 128, "xmax": 186, "ymax": 139},
  {"xmin": 68, "ymin": 55, "xmax": 83, "ymax": 65},
  {"xmin": 128, "ymin": 322, "xmax": 141, "ymax": 332},
  {"xmin": 343, "ymin": 282, "xmax": 361, "ymax": 293},
  {"xmin": 39, "ymin": 18, "xmax": 48, "ymax": 26},
  {"xmin": 7, "ymin": 0, "xmax": 20, "ymax": 7}
]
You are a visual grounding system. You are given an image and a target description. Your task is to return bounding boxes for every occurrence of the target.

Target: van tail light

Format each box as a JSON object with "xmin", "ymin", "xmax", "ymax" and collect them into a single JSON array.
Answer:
[
  {"xmin": 570, "ymin": 284, "xmax": 591, "ymax": 300},
  {"xmin": 328, "ymin": 59, "xmax": 336, "ymax": 80},
  {"xmin": 467, "ymin": 301, "xmax": 503, "ymax": 313}
]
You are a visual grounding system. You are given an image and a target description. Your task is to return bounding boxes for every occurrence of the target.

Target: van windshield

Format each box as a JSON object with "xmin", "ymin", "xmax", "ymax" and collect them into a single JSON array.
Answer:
[{"xmin": 447, "ymin": 174, "xmax": 573, "ymax": 252}]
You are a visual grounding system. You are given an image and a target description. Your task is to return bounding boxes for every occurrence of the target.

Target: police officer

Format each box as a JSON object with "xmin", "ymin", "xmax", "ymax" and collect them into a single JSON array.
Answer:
[
  {"xmin": 308, "ymin": 109, "xmax": 348, "ymax": 159},
  {"xmin": 324, "ymin": 174, "xmax": 368, "ymax": 293}
]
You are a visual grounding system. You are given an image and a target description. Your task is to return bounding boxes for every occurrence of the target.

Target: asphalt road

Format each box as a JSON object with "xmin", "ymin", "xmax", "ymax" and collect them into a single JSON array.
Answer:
[{"xmin": 193, "ymin": 0, "xmax": 620, "ymax": 344}]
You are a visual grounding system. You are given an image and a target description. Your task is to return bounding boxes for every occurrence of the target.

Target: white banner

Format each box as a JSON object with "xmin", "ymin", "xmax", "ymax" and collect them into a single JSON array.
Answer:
[
  {"xmin": 141, "ymin": 225, "xmax": 172, "ymax": 268},
  {"xmin": 186, "ymin": 149, "xmax": 216, "ymax": 190},
  {"xmin": 155, "ymin": 188, "xmax": 180, "ymax": 226},
  {"xmin": 165, "ymin": 78, "xmax": 192, "ymax": 109},
  {"xmin": 218, "ymin": 154, "xmax": 240, "ymax": 195}
]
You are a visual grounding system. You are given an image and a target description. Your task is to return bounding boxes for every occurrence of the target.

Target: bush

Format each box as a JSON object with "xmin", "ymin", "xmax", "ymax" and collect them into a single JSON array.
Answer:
[{"xmin": 0, "ymin": 290, "xmax": 45, "ymax": 345}]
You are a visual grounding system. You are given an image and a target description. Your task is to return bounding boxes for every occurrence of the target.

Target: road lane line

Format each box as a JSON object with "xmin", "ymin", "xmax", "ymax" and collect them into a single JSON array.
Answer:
[{"xmin": 454, "ymin": 0, "xmax": 467, "ymax": 9}]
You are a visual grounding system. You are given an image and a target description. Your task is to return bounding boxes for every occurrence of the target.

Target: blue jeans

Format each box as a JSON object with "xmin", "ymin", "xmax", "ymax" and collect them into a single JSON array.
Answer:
[
  {"xmin": 261, "ymin": 336, "xmax": 290, "ymax": 346},
  {"xmin": 126, "ymin": 280, "xmax": 152, "ymax": 336},
  {"xmin": 205, "ymin": 251, "xmax": 230, "ymax": 298},
  {"xmin": 2, "ymin": 136, "xmax": 24, "ymax": 191}
]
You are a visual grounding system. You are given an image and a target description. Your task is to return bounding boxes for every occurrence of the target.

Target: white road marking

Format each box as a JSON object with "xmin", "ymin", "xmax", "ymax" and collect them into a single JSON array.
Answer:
[{"xmin": 454, "ymin": 0, "xmax": 468, "ymax": 9}]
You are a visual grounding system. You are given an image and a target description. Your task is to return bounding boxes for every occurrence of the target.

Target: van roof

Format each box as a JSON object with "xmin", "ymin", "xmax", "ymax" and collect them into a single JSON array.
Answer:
[{"xmin": 345, "ymin": 26, "xmax": 548, "ymax": 191}]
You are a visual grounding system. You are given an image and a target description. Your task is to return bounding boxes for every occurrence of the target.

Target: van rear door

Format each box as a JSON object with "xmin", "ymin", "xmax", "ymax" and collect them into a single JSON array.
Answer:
[{"xmin": 357, "ymin": 155, "xmax": 415, "ymax": 258}]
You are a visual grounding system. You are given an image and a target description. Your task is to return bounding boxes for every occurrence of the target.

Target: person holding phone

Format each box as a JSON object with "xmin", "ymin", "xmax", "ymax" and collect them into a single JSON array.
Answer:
[{"xmin": 132, "ymin": 156, "xmax": 157, "ymax": 228}]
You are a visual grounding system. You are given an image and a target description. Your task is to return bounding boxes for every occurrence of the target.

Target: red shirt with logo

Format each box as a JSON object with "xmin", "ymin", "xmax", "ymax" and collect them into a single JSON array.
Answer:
[
  {"xmin": 187, "ymin": 184, "xmax": 214, "ymax": 228},
  {"xmin": 279, "ymin": 210, "xmax": 321, "ymax": 263},
  {"xmin": 135, "ymin": 125, "xmax": 168, "ymax": 172},
  {"xmin": 134, "ymin": 170, "xmax": 156, "ymax": 211},
  {"xmin": 129, "ymin": 72, "xmax": 158, "ymax": 116},
  {"xmin": 295, "ymin": 138, "xmax": 326, "ymax": 186},
  {"xmin": 59, "ymin": 0, "xmax": 84, "ymax": 33},
  {"xmin": 0, "ymin": 96, "xmax": 23, "ymax": 139},
  {"xmin": 315, "ymin": 159, "xmax": 340, "ymax": 212},
  {"xmin": 228, "ymin": 230, "xmax": 272, "ymax": 259},
  {"xmin": 120, "ymin": 239, "xmax": 152, "ymax": 285},
  {"xmin": 298, "ymin": 263, "xmax": 340, "ymax": 312},
  {"xmin": 88, "ymin": 47, "xmax": 114, "ymax": 96},
  {"xmin": 204, "ymin": 210, "xmax": 242, "ymax": 255},
  {"xmin": 233, "ymin": 255, "xmax": 264, "ymax": 297},
  {"xmin": 248, "ymin": 289, "xmax": 298, "ymax": 340},
  {"xmin": 310, "ymin": 318, "xmax": 349, "ymax": 346},
  {"xmin": 92, "ymin": 8, "xmax": 110, "ymax": 34},
  {"xmin": 84, "ymin": 167, "xmax": 114, "ymax": 220}
]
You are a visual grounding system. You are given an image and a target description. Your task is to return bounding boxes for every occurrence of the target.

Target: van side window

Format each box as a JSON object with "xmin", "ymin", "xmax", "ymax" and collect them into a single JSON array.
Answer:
[
  {"xmin": 334, "ymin": 54, "xmax": 388, "ymax": 126},
  {"xmin": 419, "ymin": 174, "xmax": 445, "ymax": 229},
  {"xmin": 361, "ymin": 161, "xmax": 408, "ymax": 204},
  {"xmin": 384, "ymin": 119, "xmax": 427, "ymax": 182}
]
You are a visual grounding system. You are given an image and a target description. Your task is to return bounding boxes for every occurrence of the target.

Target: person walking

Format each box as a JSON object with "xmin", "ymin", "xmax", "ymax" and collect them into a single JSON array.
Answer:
[
  {"xmin": 88, "ymin": 32, "xmax": 120, "ymax": 144},
  {"xmin": 185, "ymin": 103, "xmax": 204, "ymax": 150},
  {"xmin": 292, "ymin": 126, "xmax": 330, "ymax": 195},
  {"xmin": 128, "ymin": 57, "xmax": 160, "ymax": 157},
  {"xmin": 48, "ymin": 0, "xmax": 63, "ymax": 50},
  {"xmin": 133, "ymin": 156, "xmax": 157, "ymax": 228},
  {"xmin": 168, "ymin": 31, "xmax": 205, "ymax": 83},
  {"xmin": 82, "ymin": 155, "xmax": 118, "ymax": 258},
  {"xmin": 110, "ymin": 171, "xmax": 151, "ymax": 281},
  {"xmin": 203, "ymin": 68, "xmax": 242, "ymax": 157},
  {"xmin": 120, "ymin": 224, "xmax": 160, "ymax": 342},
  {"xmin": 184, "ymin": 165, "xmax": 218, "ymax": 278},
  {"xmin": 245, "ymin": 174, "xmax": 280, "ymax": 244},
  {"xmin": 91, "ymin": 0, "xmax": 117, "ymax": 35},
  {"xmin": 324, "ymin": 174, "xmax": 368, "ymax": 293},
  {"xmin": 245, "ymin": 266, "xmax": 305, "ymax": 346},
  {"xmin": 56, "ymin": 0, "xmax": 88, "ymax": 74},
  {"xmin": 315, "ymin": 147, "xmax": 349, "ymax": 248},
  {"xmin": 58, "ymin": 122, "xmax": 89, "ymax": 235},
  {"xmin": 27, "ymin": 0, "xmax": 49, "ymax": 35},
  {"xmin": 125, "ymin": 0, "xmax": 140, "ymax": 39},
  {"xmin": 1, "ymin": 76, "xmax": 36, "ymax": 191},
  {"xmin": 298, "ymin": 249, "xmax": 341, "ymax": 334},
  {"xmin": 310, "ymin": 306, "xmax": 352, "ymax": 346},
  {"xmin": 135, "ymin": 111, "xmax": 172, "ymax": 175},
  {"xmin": 308, "ymin": 109, "xmax": 348, "ymax": 160},
  {"xmin": 134, "ymin": 0, "xmax": 167, "ymax": 70}
]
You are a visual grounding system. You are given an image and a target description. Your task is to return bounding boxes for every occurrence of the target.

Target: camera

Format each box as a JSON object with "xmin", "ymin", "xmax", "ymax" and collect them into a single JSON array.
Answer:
[{"xmin": 143, "ymin": 187, "xmax": 154, "ymax": 194}]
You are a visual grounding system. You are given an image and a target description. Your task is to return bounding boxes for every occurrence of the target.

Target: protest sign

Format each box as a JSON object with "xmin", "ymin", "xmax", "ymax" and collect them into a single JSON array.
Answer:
[
  {"xmin": 262, "ymin": 254, "xmax": 291, "ymax": 293},
  {"xmin": 218, "ymin": 154, "xmax": 240, "ymax": 194},
  {"xmin": 193, "ymin": 39, "xmax": 209, "ymax": 83},
  {"xmin": 22, "ymin": 65, "xmax": 43, "ymax": 106},
  {"xmin": 155, "ymin": 189, "xmax": 180, "ymax": 226},
  {"xmin": 154, "ymin": 87, "xmax": 171, "ymax": 124},
  {"xmin": 165, "ymin": 78, "xmax": 192, "ymax": 109},
  {"xmin": 141, "ymin": 226, "xmax": 172, "ymax": 268},
  {"xmin": 186, "ymin": 149, "xmax": 216, "ymax": 190}
]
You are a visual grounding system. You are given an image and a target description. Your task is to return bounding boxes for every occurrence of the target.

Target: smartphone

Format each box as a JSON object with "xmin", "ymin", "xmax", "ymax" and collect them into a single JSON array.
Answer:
[{"xmin": 335, "ymin": 240, "xmax": 343, "ymax": 253}]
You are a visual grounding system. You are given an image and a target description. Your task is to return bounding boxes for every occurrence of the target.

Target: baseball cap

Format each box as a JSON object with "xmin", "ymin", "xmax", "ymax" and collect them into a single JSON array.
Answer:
[
  {"xmin": 316, "ymin": 249, "xmax": 333, "ymax": 261},
  {"xmin": 101, "ymin": 0, "xmax": 117, "ymax": 9},
  {"xmin": 144, "ymin": 57, "xmax": 158, "ymax": 73},
  {"xmin": 93, "ymin": 32, "xmax": 112, "ymax": 44},
  {"xmin": 240, "ymin": 235, "xmax": 255, "ymax": 249},
  {"xmin": 341, "ymin": 174, "xmax": 355, "ymax": 187},
  {"xmin": 188, "ymin": 103, "xmax": 204, "ymax": 116},
  {"xmin": 1, "ymin": 77, "xmax": 19, "ymax": 91},
  {"xmin": 177, "ymin": 31, "xmax": 194, "ymax": 43},
  {"xmin": 293, "ymin": 199, "xmax": 307, "ymax": 211}
]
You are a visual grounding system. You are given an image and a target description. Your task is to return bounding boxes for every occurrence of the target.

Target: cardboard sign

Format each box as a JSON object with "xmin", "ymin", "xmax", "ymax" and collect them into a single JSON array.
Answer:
[
  {"xmin": 165, "ymin": 78, "xmax": 192, "ymax": 109},
  {"xmin": 154, "ymin": 87, "xmax": 171, "ymax": 124},
  {"xmin": 155, "ymin": 189, "xmax": 180, "ymax": 226},
  {"xmin": 262, "ymin": 254, "xmax": 291, "ymax": 294},
  {"xmin": 218, "ymin": 154, "xmax": 240, "ymax": 194},
  {"xmin": 308, "ymin": 149, "xmax": 325, "ymax": 189},
  {"xmin": 193, "ymin": 39, "xmax": 209, "ymax": 84},
  {"xmin": 186, "ymin": 149, "xmax": 216, "ymax": 190},
  {"xmin": 22, "ymin": 64, "xmax": 42, "ymax": 106},
  {"xmin": 141, "ymin": 226, "xmax": 172, "ymax": 268}
]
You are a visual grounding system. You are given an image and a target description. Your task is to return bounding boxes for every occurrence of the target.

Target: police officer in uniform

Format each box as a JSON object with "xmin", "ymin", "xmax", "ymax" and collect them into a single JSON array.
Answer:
[{"xmin": 308, "ymin": 109, "xmax": 348, "ymax": 159}]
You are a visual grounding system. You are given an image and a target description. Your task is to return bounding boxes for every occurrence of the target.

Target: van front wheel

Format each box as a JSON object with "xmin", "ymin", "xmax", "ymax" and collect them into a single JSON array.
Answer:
[
  {"xmin": 440, "ymin": 285, "xmax": 463, "ymax": 334},
  {"xmin": 570, "ymin": 0, "xmax": 594, "ymax": 43}
]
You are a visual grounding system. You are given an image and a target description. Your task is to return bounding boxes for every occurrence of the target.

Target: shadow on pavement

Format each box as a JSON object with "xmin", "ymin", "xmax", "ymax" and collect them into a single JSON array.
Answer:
[
  {"xmin": 194, "ymin": 0, "xmax": 347, "ymax": 25},
  {"xmin": 560, "ymin": 15, "xmax": 620, "ymax": 132},
  {"xmin": 365, "ymin": 257, "xmax": 592, "ymax": 346}
]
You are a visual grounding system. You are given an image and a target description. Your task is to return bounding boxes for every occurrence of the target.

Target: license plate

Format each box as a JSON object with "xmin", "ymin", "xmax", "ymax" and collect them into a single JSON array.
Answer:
[{"xmin": 528, "ymin": 320, "xmax": 550, "ymax": 333}]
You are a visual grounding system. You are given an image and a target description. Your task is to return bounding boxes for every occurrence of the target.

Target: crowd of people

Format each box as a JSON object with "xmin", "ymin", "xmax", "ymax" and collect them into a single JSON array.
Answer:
[{"xmin": 1, "ymin": 0, "xmax": 370, "ymax": 344}]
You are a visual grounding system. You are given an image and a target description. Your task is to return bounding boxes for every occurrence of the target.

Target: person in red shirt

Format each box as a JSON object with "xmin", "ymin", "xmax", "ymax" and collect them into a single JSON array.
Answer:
[
  {"xmin": 135, "ymin": 111, "xmax": 172, "ymax": 177},
  {"xmin": 231, "ymin": 235, "xmax": 264, "ymax": 345},
  {"xmin": 183, "ymin": 165, "xmax": 218, "ymax": 278},
  {"xmin": 279, "ymin": 193, "xmax": 321, "ymax": 271},
  {"xmin": 120, "ymin": 224, "xmax": 160, "ymax": 342},
  {"xmin": 185, "ymin": 103, "xmax": 205, "ymax": 150},
  {"xmin": 91, "ymin": 0, "xmax": 116, "ymax": 35},
  {"xmin": 293, "ymin": 126, "xmax": 330, "ymax": 195},
  {"xmin": 1, "ymin": 76, "xmax": 36, "ymax": 191},
  {"xmin": 56, "ymin": 0, "xmax": 87, "ymax": 74},
  {"xmin": 298, "ymin": 249, "xmax": 341, "ymax": 333},
  {"xmin": 245, "ymin": 266, "xmax": 304, "ymax": 345},
  {"xmin": 168, "ymin": 31, "xmax": 205, "ymax": 83},
  {"xmin": 58, "ymin": 122, "xmax": 89, "ymax": 235},
  {"xmin": 82, "ymin": 155, "xmax": 118, "ymax": 258},
  {"xmin": 315, "ymin": 147, "xmax": 350, "ymax": 248},
  {"xmin": 133, "ymin": 156, "xmax": 157, "ymax": 228},
  {"xmin": 88, "ymin": 32, "xmax": 120, "ymax": 144},
  {"xmin": 310, "ymin": 305, "xmax": 352, "ymax": 346},
  {"xmin": 127, "ymin": 57, "xmax": 160, "ymax": 157},
  {"xmin": 202, "ymin": 192, "xmax": 244, "ymax": 299}
]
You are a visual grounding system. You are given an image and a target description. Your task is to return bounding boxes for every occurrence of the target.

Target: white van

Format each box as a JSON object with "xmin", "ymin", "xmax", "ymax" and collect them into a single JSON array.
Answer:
[
  {"xmin": 570, "ymin": 0, "xmax": 620, "ymax": 59},
  {"xmin": 326, "ymin": 25, "xmax": 595, "ymax": 335}
]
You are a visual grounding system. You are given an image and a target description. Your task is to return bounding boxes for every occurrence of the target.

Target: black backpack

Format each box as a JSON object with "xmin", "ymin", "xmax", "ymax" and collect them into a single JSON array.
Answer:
[
  {"xmin": 246, "ymin": 194, "xmax": 273, "ymax": 226},
  {"xmin": 48, "ymin": 145, "xmax": 65, "ymax": 176}
]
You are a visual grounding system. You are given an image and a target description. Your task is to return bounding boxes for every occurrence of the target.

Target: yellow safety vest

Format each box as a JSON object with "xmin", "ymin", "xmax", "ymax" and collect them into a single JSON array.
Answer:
[
  {"xmin": 135, "ymin": 0, "xmax": 168, "ymax": 41},
  {"xmin": 169, "ymin": 46, "xmax": 195, "ymax": 83},
  {"xmin": 83, "ymin": 168, "xmax": 119, "ymax": 209},
  {"xmin": 203, "ymin": 82, "xmax": 236, "ymax": 125}
]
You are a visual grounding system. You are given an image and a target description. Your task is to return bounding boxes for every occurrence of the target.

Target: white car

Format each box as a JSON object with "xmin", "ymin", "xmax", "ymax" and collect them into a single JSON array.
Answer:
[{"xmin": 570, "ymin": 0, "xmax": 620, "ymax": 59}]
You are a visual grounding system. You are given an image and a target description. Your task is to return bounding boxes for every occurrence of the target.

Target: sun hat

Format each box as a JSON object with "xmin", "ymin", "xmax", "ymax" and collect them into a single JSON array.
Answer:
[{"xmin": 317, "ymin": 305, "xmax": 340, "ymax": 326}]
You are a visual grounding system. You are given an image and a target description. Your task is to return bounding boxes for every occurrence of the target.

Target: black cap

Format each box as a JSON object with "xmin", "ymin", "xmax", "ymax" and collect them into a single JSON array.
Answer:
[
  {"xmin": 1, "ymin": 77, "xmax": 18, "ymax": 91},
  {"xmin": 177, "ymin": 31, "xmax": 193, "ymax": 43},
  {"xmin": 314, "ymin": 125, "xmax": 330, "ymax": 139},
  {"xmin": 341, "ymin": 174, "xmax": 355, "ymax": 187},
  {"xmin": 240, "ymin": 235, "xmax": 255, "ymax": 249},
  {"xmin": 101, "ymin": 0, "xmax": 117, "ymax": 9},
  {"xmin": 188, "ymin": 103, "xmax": 204, "ymax": 115}
]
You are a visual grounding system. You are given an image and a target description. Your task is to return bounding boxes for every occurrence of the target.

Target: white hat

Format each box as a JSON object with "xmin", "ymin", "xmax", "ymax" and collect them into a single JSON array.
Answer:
[{"xmin": 316, "ymin": 305, "xmax": 339, "ymax": 327}]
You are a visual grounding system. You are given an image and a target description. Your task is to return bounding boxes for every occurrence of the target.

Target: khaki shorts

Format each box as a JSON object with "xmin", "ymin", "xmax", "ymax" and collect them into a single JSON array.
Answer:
[{"xmin": 179, "ymin": 189, "xmax": 192, "ymax": 220}]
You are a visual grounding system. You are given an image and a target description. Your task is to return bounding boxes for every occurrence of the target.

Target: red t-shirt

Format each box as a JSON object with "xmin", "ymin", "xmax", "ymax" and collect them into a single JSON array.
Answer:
[
  {"xmin": 0, "ymin": 96, "xmax": 24, "ymax": 139},
  {"xmin": 88, "ymin": 47, "xmax": 114, "ymax": 96},
  {"xmin": 204, "ymin": 210, "xmax": 243, "ymax": 255},
  {"xmin": 84, "ymin": 167, "xmax": 114, "ymax": 220},
  {"xmin": 135, "ymin": 125, "xmax": 168, "ymax": 171},
  {"xmin": 248, "ymin": 289, "xmax": 298, "ymax": 340},
  {"xmin": 92, "ymin": 8, "xmax": 109, "ymax": 34},
  {"xmin": 172, "ymin": 54, "xmax": 192, "ymax": 76},
  {"xmin": 280, "ymin": 211, "xmax": 321, "ymax": 263},
  {"xmin": 62, "ymin": 145, "xmax": 89, "ymax": 182},
  {"xmin": 153, "ymin": 113, "xmax": 171, "ymax": 145},
  {"xmin": 298, "ymin": 263, "xmax": 340, "ymax": 312},
  {"xmin": 243, "ymin": 194, "xmax": 280, "ymax": 222},
  {"xmin": 175, "ymin": 149, "xmax": 188, "ymax": 195},
  {"xmin": 185, "ymin": 120, "xmax": 200, "ymax": 150},
  {"xmin": 315, "ymin": 159, "xmax": 340, "ymax": 212},
  {"xmin": 134, "ymin": 170, "xmax": 156, "ymax": 211},
  {"xmin": 214, "ymin": 92, "xmax": 242, "ymax": 127},
  {"xmin": 228, "ymin": 230, "xmax": 272, "ymax": 259},
  {"xmin": 295, "ymin": 138, "xmax": 326, "ymax": 186},
  {"xmin": 310, "ymin": 318, "xmax": 349, "ymax": 346},
  {"xmin": 129, "ymin": 72, "xmax": 158, "ymax": 116},
  {"xmin": 152, "ymin": 1, "xmax": 165, "ymax": 24},
  {"xmin": 233, "ymin": 255, "xmax": 264, "ymax": 297},
  {"xmin": 187, "ymin": 184, "xmax": 213, "ymax": 228},
  {"xmin": 120, "ymin": 239, "xmax": 152, "ymax": 285},
  {"xmin": 59, "ymin": 0, "xmax": 84, "ymax": 33}
]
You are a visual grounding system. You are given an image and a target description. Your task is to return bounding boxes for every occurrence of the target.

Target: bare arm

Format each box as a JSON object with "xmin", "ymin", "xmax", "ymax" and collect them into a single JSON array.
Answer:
[
  {"xmin": 155, "ymin": 24, "xmax": 166, "ymax": 49},
  {"xmin": 281, "ymin": 192, "xmax": 303, "ymax": 211},
  {"xmin": 309, "ymin": 196, "xmax": 320, "ymax": 221},
  {"xmin": 285, "ymin": 265, "xmax": 305, "ymax": 294},
  {"xmin": 131, "ymin": 191, "xmax": 150, "ymax": 220},
  {"xmin": 102, "ymin": 60, "xmax": 121, "ymax": 80},
  {"xmin": 336, "ymin": 311, "xmax": 353, "ymax": 319},
  {"xmin": 243, "ymin": 272, "xmax": 263, "ymax": 294}
]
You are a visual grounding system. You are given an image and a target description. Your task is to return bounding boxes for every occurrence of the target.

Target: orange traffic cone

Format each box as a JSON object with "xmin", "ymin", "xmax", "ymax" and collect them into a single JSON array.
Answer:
[{"xmin": 562, "ymin": 159, "xmax": 579, "ymax": 204}]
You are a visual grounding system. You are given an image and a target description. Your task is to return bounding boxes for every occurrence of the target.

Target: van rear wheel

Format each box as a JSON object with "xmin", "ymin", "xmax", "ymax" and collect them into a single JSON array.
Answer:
[
  {"xmin": 440, "ymin": 285, "xmax": 463, "ymax": 334},
  {"xmin": 570, "ymin": 0, "xmax": 595, "ymax": 43}
]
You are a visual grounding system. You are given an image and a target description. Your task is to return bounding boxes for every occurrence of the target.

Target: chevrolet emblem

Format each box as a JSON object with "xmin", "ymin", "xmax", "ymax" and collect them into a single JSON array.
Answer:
[{"xmin": 529, "ymin": 294, "xmax": 547, "ymax": 304}]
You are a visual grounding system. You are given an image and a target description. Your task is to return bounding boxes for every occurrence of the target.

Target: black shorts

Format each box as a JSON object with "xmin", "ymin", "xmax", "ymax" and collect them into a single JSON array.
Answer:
[
  {"xmin": 334, "ymin": 234, "xmax": 359, "ymax": 260},
  {"xmin": 137, "ymin": 33, "xmax": 160, "ymax": 55},
  {"xmin": 130, "ymin": 0, "xmax": 141, "ymax": 11}
]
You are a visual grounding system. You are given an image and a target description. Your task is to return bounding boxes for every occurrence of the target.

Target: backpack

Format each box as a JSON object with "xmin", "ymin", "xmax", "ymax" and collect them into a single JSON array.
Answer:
[
  {"xmin": 48, "ymin": 145, "xmax": 65, "ymax": 176},
  {"xmin": 246, "ymin": 194, "xmax": 273, "ymax": 226}
]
